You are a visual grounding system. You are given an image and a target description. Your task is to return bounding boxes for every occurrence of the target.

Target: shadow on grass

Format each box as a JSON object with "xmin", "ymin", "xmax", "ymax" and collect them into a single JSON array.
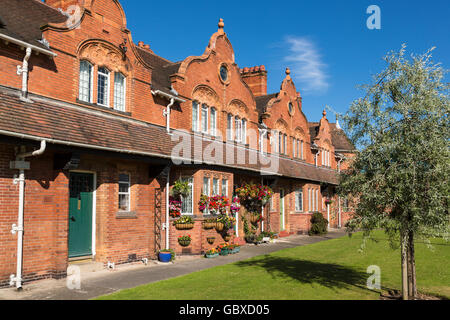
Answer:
[{"xmin": 235, "ymin": 255, "xmax": 372, "ymax": 293}]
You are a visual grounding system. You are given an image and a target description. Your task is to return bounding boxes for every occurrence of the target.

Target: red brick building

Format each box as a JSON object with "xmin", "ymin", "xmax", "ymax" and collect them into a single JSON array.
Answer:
[{"xmin": 0, "ymin": 0, "xmax": 355, "ymax": 288}]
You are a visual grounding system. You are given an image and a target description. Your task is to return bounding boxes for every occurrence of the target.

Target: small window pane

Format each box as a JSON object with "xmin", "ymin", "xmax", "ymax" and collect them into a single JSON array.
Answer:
[
  {"xmin": 79, "ymin": 61, "xmax": 92, "ymax": 102},
  {"xmin": 97, "ymin": 67, "xmax": 110, "ymax": 106},
  {"xmin": 114, "ymin": 73, "xmax": 126, "ymax": 111},
  {"xmin": 192, "ymin": 102, "xmax": 199, "ymax": 132}
]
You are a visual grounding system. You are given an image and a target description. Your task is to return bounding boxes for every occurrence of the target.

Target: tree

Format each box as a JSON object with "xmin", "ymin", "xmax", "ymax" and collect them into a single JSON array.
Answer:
[{"xmin": 339, "ymin": 45, "xmax": 449, "ymax": 300}]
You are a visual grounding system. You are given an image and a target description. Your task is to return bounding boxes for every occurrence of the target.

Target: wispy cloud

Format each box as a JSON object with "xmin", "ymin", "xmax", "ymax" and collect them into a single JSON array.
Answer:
[{"xmin": 284, "ymin": 36, "xmax": 329, "ymax": 93}]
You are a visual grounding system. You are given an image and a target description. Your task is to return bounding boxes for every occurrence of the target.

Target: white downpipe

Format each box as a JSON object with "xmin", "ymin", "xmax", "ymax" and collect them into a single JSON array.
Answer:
[
  {"xmin": 261, "ymin": 177, "xmax": 264, "ymax": 232},
  {"xmin": 327, "ymin": 203, "xmax": 331, "ymax": 230},
  {"xmin": 338, "ymin": 196, "xmax": 342, "ymax": 229},
  {"xmin": 165, "ymin": 168, "xmax": 170, "ymax": 250},
  {"xmin": 10, "ymin": 140, "xmax": 46, "ymax": 290},
  {"xmin": 163, "ymin": 98, "xmax": 175, "ymax": 134},
  {"xmin": 17, "ymin": 47, "xmax": 32, "ymax": 100}
]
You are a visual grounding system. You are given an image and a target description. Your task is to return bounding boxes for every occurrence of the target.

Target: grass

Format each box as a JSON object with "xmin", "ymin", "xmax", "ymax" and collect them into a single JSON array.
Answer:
[{"xmin": 97, "ymin": 231, "xmax": 449, "ymax": 300}]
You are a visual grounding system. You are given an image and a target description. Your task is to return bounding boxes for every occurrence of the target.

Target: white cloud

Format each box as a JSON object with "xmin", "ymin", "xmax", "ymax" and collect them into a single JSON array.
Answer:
[{"xmin": 284, "ymin": 36, "xmax": 329, "ymax": 93}]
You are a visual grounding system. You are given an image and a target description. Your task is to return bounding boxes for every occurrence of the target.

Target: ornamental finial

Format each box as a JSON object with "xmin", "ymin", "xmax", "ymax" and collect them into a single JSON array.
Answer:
[{"xmin": 218, "ymin": 18, "xmax": 225, "ymax": 34}]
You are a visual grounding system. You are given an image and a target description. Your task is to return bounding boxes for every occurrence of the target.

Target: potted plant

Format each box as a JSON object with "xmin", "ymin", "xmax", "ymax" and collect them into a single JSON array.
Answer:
[
  {"xmin": 171, "ymin": 180, "xmax": 191, "ymax": 198},
  {"xmin": 230, "ymin": 197, "xmax": 241, "ymax": 214},
  {"xmin": 216, "ymin": 213, "xmax": 236, "ymax": 232},
  {"xmin": 178, "ymin": 235, "xmax": 192, "ymax": 247},
  {"xmin": 218, "ymin": 243, "xmax": 230, "ymax": 256},
  {"xmin": 205, "ymin": 248, "xmax": 219, "ymax": 259},
  {"xmin": 158, "ymin": 249, "xmax": 175, "ymax": 263},
  {"xmin": 173, "ymin": 216, "xmax": 195, "ymax": 230},
  {"xmin": 207, "ymin": 236, "xmax": 216, "ymax": 245}
]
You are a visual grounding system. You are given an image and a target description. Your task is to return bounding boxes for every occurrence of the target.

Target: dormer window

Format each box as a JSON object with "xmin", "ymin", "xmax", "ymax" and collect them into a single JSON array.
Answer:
[
  {"xmin": 79, "ymin": 60, "xmax": 93, "ymax": 103},
  {"xmin": 97, "ymin": 67, "xmax": 110, "ymax": 107}
]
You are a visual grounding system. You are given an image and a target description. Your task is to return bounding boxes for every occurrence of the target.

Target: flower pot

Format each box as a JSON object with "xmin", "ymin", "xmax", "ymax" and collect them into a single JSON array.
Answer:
[
  {"xmin": 222, "ymin": 234, "xmax": 232, "ymax": 242},
  {"xmin": 207, "ymin": 237, "xmax": 216, "ymax": 245},
  {"xmin": 159, "ymin": 252, "xmax": 172, "ymax": 263},
  {"xmin": 205, "ymin": 253, "xmax": 219, "ymax": 259},
  {"xmin": 178, "ymin": 240, "xmax": 191, "ymax": 247},
  {"xmin": 219, "ymin": 249, "xmax": 229, "ymax": 256}
]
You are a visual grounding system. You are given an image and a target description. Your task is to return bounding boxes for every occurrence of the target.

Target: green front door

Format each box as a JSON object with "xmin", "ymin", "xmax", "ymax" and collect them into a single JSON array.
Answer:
[
  {"xmin": 68, "ymin": 173, "xmax": 94, "ymax": 258},
  {"xmin": 280, "ymin": 189, "xmax": 285, "ymax": 231}
]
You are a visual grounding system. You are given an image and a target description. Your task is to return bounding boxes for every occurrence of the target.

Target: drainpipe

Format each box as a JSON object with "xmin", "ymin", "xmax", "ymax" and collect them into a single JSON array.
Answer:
[
  {"xmin": 10, "ymin": 140, "xmax": 47, "ymax": 290},
  {"xmin": 163, "ymin": 98, "xmax": 175, "ymax": 134},
  {"xmin": 16, "ymin": 47, "xmax": 32, "ymax": 101},
  {"xmin": 165, "ymin": 168, "xmax": 171, "ymax": 250}
]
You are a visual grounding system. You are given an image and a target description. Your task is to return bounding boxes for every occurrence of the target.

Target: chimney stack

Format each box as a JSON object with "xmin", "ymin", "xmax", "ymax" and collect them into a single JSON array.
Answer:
[{"xmin": 240, "ymin": 65, "xmax": 267, "ymax": 97}]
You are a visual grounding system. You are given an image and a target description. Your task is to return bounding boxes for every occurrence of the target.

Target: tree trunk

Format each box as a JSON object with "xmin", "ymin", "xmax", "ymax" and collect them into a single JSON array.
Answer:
[
  {"xmin": 401, "ymin": 230, "xmax": 409, "ymax": 300},
  {"xmin": 408, "ymin": 231, "xmax": 418, "ymax": 299}
]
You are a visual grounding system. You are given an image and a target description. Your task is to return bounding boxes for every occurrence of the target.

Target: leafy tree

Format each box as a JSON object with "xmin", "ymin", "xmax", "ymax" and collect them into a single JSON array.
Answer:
[{"xmin": 339, "ymin": 45, "xmax": 449, "ymax": 300}]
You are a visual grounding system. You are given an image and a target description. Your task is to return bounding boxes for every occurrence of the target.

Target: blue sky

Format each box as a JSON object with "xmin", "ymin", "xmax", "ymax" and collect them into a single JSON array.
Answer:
[{"xmin": 119, "ymin": 0, "xmax": 449, "ymax": 123}]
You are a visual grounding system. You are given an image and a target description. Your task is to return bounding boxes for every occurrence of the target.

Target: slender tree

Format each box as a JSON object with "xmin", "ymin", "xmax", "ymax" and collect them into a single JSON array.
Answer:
[{"xmin": 339, "ymin": 45, "xmax": 449, "ymax": 300}]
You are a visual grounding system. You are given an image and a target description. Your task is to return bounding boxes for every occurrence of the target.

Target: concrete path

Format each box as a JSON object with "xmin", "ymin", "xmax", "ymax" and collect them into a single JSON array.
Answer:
[{"xmin": 0, "ymin": 229, "xmax": 346, "ymax": 300}]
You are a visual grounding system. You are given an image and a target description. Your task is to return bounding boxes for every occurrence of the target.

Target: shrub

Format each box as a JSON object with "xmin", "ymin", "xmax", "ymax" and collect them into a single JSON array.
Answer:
[{"xmin": 309, "ymin": 212, "xmax": 329, "ymax": 236}]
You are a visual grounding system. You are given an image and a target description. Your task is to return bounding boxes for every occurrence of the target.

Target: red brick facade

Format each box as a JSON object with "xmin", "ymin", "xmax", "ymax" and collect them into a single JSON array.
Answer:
[{"xmin": 0, "ymin": 0, "xmax": 355, "ymax": 287}]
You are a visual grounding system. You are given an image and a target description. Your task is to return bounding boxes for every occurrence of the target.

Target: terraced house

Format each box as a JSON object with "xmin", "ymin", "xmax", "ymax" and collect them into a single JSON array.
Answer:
[{"xmin": 0, "ymin": 0, "xmax": 355, "ymax": 288}]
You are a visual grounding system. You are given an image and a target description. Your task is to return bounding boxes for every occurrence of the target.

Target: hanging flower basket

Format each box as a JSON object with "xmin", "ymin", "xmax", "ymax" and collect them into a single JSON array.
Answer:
[
  {"xmin": 203, "ymin": 218, "xmax": 217, "ymax": 230},
  {"xmin": 207, "ymin": 237, "xmax": 216, "ymax": 245},
  {"xmin": 215, "ymin": 222, "xmax": 225, "ymax": 232},
  {"xmin": 249, "ymin": 213, "xmax": 261, "ymax": 224},
  {"xmin": 178, "ymin": 235, "xmax": 192, "ymax": 247},
  {"xmin": 222, "ymin": 234, "xmax": 232, "ymax": 242},
  {"xmin": 174, "ymin": 216, "xmax": 195, "ymax": 230}
]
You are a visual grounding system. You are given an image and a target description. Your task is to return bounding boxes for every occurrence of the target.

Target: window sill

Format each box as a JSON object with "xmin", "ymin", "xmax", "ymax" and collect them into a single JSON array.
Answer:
[
  {"xmin": 116, "ymin": 211, "xmax": 137, "ymax": 219},
  {"xmin": 76, "ymin": 99, "xmax": 132, "ymax": 116}
]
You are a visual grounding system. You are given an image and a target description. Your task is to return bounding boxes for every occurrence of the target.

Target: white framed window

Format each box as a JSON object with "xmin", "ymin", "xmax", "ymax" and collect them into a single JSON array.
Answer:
[
  {"xmin": 222, "ymin": 179, "xmax": 228, "ymax": 196},
  {"xmin": 227, "ymin": 114, "xmax": 234, "ymax": 141},
  {"xmin": 241, "ymin": 119, "xmax": 247, "ymax": 144},
  {"xmin": 316, "ymin": 189, "xmax": 319, "ymax": 212},
  {"xmin": 118, "ymin": 173, "xmax": 130, "ymax": 212},
  {"xmin": 79, "ymin": 60, "xmax": 93, "ymax": 103},
  {"xmin": 201, "ymin": 104, "xmax": 209, "ymax": 134},
  {"xmin": 181, "ymin": 177, "xmax": 194, "ymax": 215},
  {"xmin": 295, "ymin": 189, "xmax": 303, "ymax": 212},
  {"xmin": 308, "ymin": 188, "xmax": 312, "ymax": 212},
  {"xmin": 203, "ymin": 177, "xmax": 210, "ymax": 196},
  {"xmin": 293, "ymin": 137, "xmax": 296, "ymax": 158},
  {"xmin": 283, "ymin": 134, "xmax": 287, "ymax": 155},
  {"xmin": 113, "ymin": 72, "xmax": 126, "ymax": 112},
  {"xmin": 210, "ymin": 108, "xmax": 217, "ymax": 136},
  {"xmin": 301, "ymin": 141, "xmax": 304, "ymax": 160},
  {"xmin": 97, "ymin": 67, "xmax": 110, "ymax": 107},
  {"xmin": 192, "ymin": 101, "xmax": 199, "ymax": 132},
  {"xmin": 235, "ymin": 116, "xmax": 241, "ymax": 142},
  {"xmin": 278, "ymin": 132, "xmax": 282, "ymax": 154},
  {"xmin": 213, "ymin": 178, "xmax": 220, "ymax": 196}
]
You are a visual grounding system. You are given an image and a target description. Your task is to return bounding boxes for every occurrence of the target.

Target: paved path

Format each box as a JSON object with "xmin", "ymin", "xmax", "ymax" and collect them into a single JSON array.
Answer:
[{"xmin": 0, "ymin": 229, "xmax": 346, "ymax": 300}]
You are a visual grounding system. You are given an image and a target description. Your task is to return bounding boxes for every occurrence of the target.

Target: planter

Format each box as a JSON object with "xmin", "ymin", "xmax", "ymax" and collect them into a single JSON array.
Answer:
[
  {"xmin": 232, "ymin": 247, "xmax": 241, "ymax": 254},
  {"xmin": 205, "ymin": 253, "xmax": 219, "ymax": 259},
  {"xmin": 219, "ymin": 249, "xmax": 229, "ymax": 256},
  {"xmin": 215, "ymin": 222, "xmax": 224, "ymax": 232},
  {"xmin": 207, "ymin": 237, "xmax": 216, "ymax": 245},
  {"xmin": 175, "ymin": 223, "xmax": 194, "ymax": 230},
  {"xmin": 158, "ymin": 252, "xmax": 173, "ymax": 263},
  {"xmin": 203, "ymin": 222, "xmax": 215, "ymax": 230},
  {"xmin": 178, "ymin": 239, "xmax": 191, "ymax": 247}
]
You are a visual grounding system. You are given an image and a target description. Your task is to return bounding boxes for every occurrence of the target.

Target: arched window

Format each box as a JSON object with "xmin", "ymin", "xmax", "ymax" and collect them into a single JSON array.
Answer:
[
  {"xmin": 97, "ymin": 67, "xmax": 110, "ymax": 107},
  {"xmin": 114, "ymin": 72, "xmax": 126, "ymax": 112},
  {"xmin": 79, "ymin": 60, "xmax": 93, "ymax": 103}
]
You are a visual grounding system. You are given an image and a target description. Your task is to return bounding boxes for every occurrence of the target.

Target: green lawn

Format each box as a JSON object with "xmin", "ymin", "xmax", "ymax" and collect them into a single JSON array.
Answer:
[{"xmin": 97, "ymin": 231, "xmax": 449, "ymax": 300}]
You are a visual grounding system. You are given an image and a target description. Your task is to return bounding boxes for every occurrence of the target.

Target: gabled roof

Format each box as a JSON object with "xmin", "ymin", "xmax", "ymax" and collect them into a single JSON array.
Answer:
[
  {"xmin": 135, "ymin": 46, "xmax": 182, "ymax": 95},
  {"xmin": 0, "ymin": 86, "xmax": 339, "ymax": 185},
  {"xmin": 0, "ymin": 0, "xmax": 67, "ymax": 50},
  {"xmin": 308, "ymin": 122, "xmax": 355, "ymax": 152}
]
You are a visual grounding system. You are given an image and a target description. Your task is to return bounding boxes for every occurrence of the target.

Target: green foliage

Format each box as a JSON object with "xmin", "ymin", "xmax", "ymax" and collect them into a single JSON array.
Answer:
[
  {"xmin": 171, "ymin": 180, "xmax": 190, "ymax": 198},
  {"xmin": 309, "ymin": 212, "xmax": 329, "ymax": 236},
  {"xmin": 339, "ymin": 45, "xmax": 450, "ymax": 245}
]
